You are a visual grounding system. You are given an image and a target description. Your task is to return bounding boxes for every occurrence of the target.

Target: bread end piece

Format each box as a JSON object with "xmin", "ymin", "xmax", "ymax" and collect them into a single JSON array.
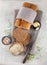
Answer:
[{"xmin": 22, "ymin": 2, "xmax": 38, "ymax": 11}]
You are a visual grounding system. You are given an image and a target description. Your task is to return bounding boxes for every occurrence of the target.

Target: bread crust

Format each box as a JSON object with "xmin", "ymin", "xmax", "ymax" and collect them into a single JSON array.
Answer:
[
  {"xmin": 14, "ymin": 19, "xmax": 32, "ymax": 29},
  {"xmin": 22, "ymin": 2, "xmax": 38, "ymax": 11}
]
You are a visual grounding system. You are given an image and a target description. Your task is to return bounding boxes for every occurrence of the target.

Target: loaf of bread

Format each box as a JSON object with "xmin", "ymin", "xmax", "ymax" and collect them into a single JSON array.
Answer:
[
  {"xmin": 14, "ymin": 2, "xmax": 38, "ymax": 29},
  {"xmin": 13, "ymin": 28, "xmax": 31, "ymax": 46},
  {"xmin": 9, "ymin": 42, "xmax": 25, "ymax": 56}
]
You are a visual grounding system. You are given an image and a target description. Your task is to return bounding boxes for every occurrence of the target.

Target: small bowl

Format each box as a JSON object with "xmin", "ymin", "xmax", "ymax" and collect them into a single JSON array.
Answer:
[{"xmin": 2, "ymin": 36, "xmax": 12, "ymax": 45}]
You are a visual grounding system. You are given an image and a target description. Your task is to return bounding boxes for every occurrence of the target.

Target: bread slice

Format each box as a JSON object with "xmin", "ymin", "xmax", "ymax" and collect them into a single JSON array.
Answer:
[
  {"xmin": 9, "ymin": 42, "xmax": 25, "ymax": 56},
  {"xmin": 13, "ymin": 28, "xmax": 31, "ymax": 46}
]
